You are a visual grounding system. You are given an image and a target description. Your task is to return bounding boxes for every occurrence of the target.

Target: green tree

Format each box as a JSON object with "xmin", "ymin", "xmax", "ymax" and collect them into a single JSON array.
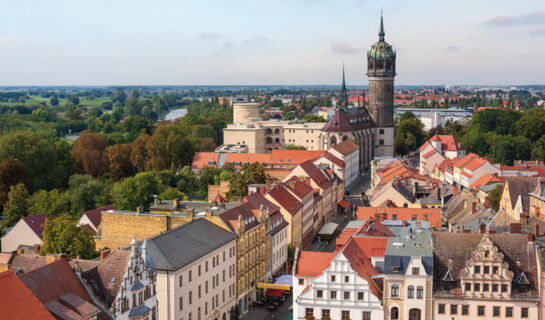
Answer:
[
  {"xmin": 147, "ymin": 125, "xmax": 196, "ymax": 171},
  {"xmin": 0, "ymin": 158, "xmax": 28, "ymax": 205},
  {"xmin": 113, "ymin": 172, "xmax": 160, "ymax": 210},
  {"xmin": 226, "ymin": 163, "xmax": 266, "ymax": 200},
  {"xmin": 394, "ymin": 118, "xmax": 425, "ymax": 156},
  {"xmin": 197, "ymin": 166, "xmax": 222, "ymax": 196},
  {"xmin": 285, "ymin": 144, "xmax": 307, "ymax": 150},
  {"xmin": 40, "ymin": 214, "xmax": 97, "ymax": 259},
  {"xmin": 159, "ymin": 187, "xmax": 186, "ymax": 201},
  {"xmin": 176, "ymin": 166, "xmax": 197, "ymax": 195},
  {"xmin": 29, "ymin": 189, "xmax": 71, "ymax": 219},
  {"xmin": 122, "ymin": 116, "xmax": 151, "ymax": 140},
  {"xmin": 488, "ymin": 184, "xmax": 504, "ymax": 212},
  {"xmin": 1, "ymin": 184, "xmax": 30, "ymax": 231},
  {"xmin": 515, "ymin": 108, "xmax": 545, "ymax": 142},
  {"xmin": 219, "ymin": 170, "xmax": 234, "ymax": 182},
  {"xmin": 50, "ymin": 96, "xmax": 59, "ymax": 106},
  {"xmin": 68, "ymin": 175, "xmax": 108, "ymax": 217}
]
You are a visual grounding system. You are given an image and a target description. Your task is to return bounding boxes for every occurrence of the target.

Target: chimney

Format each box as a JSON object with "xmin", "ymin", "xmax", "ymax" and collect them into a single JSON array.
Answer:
[
  {"xmin": 46, "ymin": 254, "xmax": 62, "ymax": 264},
  {"xmin": 456, "ymin": 225, "xmax": 461, "ymax": 233},
  {"xmin": 534, "ymin": 223, "xmax": 540, "ymax": 236},
  {"xmin": 479, "ymin": 223, "xmax": 486, "ymax": 234},
  {"xmin": 153, "ymin": 194, "xmax": 159, "ymax": 205},
  {"xmin": 100, "ymin": 249, "xmax": 111, "ymax": 261},
  {"xmin": 33, "ymin": 244, "xmax": 41, "ymax": 253},
  {"xmin": 205, "ymin": 210, "xmax": 213, "ymax": 218},
  {"xmin": 187, "ymin": 208, "xmax": 194, "ymax": 219},
  {"xmin": 211, "ymin": 200, "xmax": 218, "ymax": 207},
  {"xmin": 305, "ymin": 177, "xmax": 311, "ymax": 186},
  {"xmin": 173, "ymin": 198, "xmax": 180, "ymax": 208},
  {"xmin": 472, "ymin": 202, "xmax": 477, "ymax": 214},
  {"xmin": 288, "ymin": 180, "xmax": 295, "ymax": 189},
  {"xmin": 136, "ymin": 206, "xmax": 144, "ymax": 214},
  {"xmin": 528, "ymin": 233, "xmax": 535, "ymax": 242},
  {"xmin": 510, "ymin": 223, "xmax": 522, "ymax": 234},
  {"xmin": 437, "ymin": 187, "xmax": 441, "ymax": 201}
]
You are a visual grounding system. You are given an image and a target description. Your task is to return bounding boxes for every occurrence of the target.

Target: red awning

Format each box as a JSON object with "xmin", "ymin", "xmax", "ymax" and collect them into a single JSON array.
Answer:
[
  {"xmin": 266, "ymin": 289, "xmax": 284, "ymax": 297},
  {"xmin": 338, "ymin": 200, "xmax": 350, "ymax": 208}
]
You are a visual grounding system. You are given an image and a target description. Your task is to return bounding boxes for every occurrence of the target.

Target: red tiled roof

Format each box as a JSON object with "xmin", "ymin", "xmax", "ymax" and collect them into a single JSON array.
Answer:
[
  {"xmin": 225, "ymin": 153, "xmax": 271, "ymax": 168},
  {"xmin": 461, "ymin": 171, "xmax": 472, "ymax": 178},
  {"xmin": 245, "ymin": 192, "xmax": 280, "ymax": 215},
  {"xmin": 294, "ymin": 251, "xmax": 335, "ymax": 277},
  {"xmin": 266, "ymin": 184, "xmax": 302, "ymax": 215},
  {"xmin": 22, "ymin": 213, "xmax": 47, "ymax": 240},
  {"xmin": 331, "ymin": 139, "xmax": 359, "ymax": 155},
  {"xmin": 452, "ymin": 153, "xmax": 478, "ymax": 168},
  {"xmin": 356, "ymin": 217, "xmax": 395, "ymax": 237},
  {"xmin": 299, "ymin": 160, "xmax": 333, "ymax": 190},
  {"xmin": 284, "ymin": 177, "xmax": 314, "ymax": 199},
  {"xmin": 338, "ymin": 200, "xmax": 351, "ymax": 208},
  {"xmin": 219, "ymin": 195, "xmax": 269, "ymax": 233},
  {"xmin": 356, "ymin": 207, "xmax": 442, "ymax": 229},
  {"xmin": 471, "ymin": 173, "xmax": 505, "ymax": 190},
  {"xmin": 321, "ymin": 108, "xmax": 373, "ymax": 132},
  {"xmin": 322, "ymin": 151, "xmax": 345, "ymax": 168},
  {"xmin": 215, "ymin": 193, "xmax": 227, "ymax": 203},
  {"xmin": 423, "ymin": 149, "xmax": 439, "ymax": 159},
  {"xmin": 464, "ymin": 157, "xmax": 490, "ymax": 171},
  {"xmin": 0, "ymin": 270, "xmax": 55, "ymax": 319},
  {"xmin": 420, "ymin": 135, "xmax": 464, "ymax": 152},
  {"xmin": 18, "ymin": 258, "xmax": 96, "ymax": 311},
  {"xmin": 270, "ymin": 150, "xmax": 324, "ymax": 166},
  {"xmin": 81, "ymin": 204, "xmax": 116, "ymax": 229},
  {"xmin": 191, "ymin": 152, "xmax": 220, "ymax": 169}
]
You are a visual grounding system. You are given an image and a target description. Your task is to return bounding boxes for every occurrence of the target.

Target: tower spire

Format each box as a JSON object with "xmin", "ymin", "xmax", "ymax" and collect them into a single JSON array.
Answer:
[
  {"xmin": 379, "ymin": 10, "xmax": 385, "ymax": 41},
  {"xmin": 339, "ymin": 63, "xmax": 348, "ymax": 111}
]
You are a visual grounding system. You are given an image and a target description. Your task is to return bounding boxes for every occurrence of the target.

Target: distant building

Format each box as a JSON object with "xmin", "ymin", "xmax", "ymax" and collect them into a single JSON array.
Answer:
[
  {"xmin": 395, "ymin": 108, "xmax": 473, "ymax": 131},
  {"xmin": 1, "ymin": 213, "xmax": 46, "ymax": 253}
]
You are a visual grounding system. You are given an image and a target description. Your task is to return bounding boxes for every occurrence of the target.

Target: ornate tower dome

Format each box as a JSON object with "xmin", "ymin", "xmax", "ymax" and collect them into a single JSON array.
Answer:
[{"xmin": 367, "ymin": 13, "xmax": 396, "ymax": 77}]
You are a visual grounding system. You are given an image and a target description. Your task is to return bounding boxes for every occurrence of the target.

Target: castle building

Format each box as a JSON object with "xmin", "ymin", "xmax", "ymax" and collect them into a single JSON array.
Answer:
[{"xmin": 222, "ymin": 14, "xmax": 396, "ymax": 172}]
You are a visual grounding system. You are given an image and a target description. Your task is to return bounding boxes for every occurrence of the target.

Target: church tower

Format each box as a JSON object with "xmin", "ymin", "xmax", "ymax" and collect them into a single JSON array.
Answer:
[{"xmin": 367, "ymin": 12, "xmax": 396, "ymax": 157}]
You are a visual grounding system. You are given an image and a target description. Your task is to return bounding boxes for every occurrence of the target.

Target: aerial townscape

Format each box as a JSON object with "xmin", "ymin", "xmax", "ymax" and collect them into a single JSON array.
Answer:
[{"xmin": 1, "ymin": 2, "xmax": 545, "ymax": 320}]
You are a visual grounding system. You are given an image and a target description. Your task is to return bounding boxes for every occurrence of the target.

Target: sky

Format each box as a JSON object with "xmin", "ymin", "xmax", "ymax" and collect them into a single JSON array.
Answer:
[{"xmin": 0, "ymin": 0, "xmax": 544, "ymax": 86}]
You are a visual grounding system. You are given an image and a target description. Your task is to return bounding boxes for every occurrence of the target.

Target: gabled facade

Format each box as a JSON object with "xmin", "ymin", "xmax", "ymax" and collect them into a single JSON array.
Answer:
[
  {"xmin": 499, "ymin": 177, "xmax": 538, "ymax": 222},
  {"xmin": 433, "ymin": 233, "xmax": 539, "ymax": 320},
  {"xmin": 1, "ymin": 213, "xmax": 45, "ymax": 253}
]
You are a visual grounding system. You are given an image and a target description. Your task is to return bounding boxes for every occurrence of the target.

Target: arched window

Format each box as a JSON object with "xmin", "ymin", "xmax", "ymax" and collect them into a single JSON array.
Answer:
[
  {"xmin": 409, "ymin": 309, "xmax": 421, "ymax": 320},
  {"xmin": 274, "ymin": 138, "xmax": 280, "ymax": 144},
  {"xmin": 343, "ymin": 135, "xmax": 348, "ymax": 141},
  {"xmin": 331, "ymin": 136, "xmax": 337, "ymax": 146},
  {"xmin": 391, "ymin": 307, "xmax": 399, "ymax": 320},
  {"xmin": 274, "ymin": 128, "xmax": 280, "ymax": 134},
  {"xmin": 266, "ymin": 137, "xmax": 273, "ymax": 144},
  {"xmin": 266, "ymin": 128, "xmax": 272, "ymax": 134}
]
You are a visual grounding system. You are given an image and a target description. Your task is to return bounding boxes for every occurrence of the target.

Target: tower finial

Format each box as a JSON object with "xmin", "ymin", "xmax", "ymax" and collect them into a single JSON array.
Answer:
[
  {"xmin": 379, "ymin": 9, "xmax": 385, "ymax": 41},
  {"xmin": 339, "ymin": 63, "xmax": 348, "ymax": 111}
]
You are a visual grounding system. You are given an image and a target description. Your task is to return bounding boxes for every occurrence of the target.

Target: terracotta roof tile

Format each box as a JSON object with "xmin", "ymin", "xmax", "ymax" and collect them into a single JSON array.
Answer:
[
  {"xmin": 22, "ymin": 213, "xmax": 46, "ymax": 240},
  {"xmin": 270, "ymin": 150, "xmax": 324, "ymax": 166},
  {"xmin": 191, "ymin": 152, "xmax": 220, "ymax": 169},
  {"xmin": 266, "ymin": 184, "xmax": 302, "ymax": 215},
  {"xmin": 331, "ymin": 139, "xmax": 359, "ymax": 156},
  {"xmin": 471, "ymin": 173, "xmax": 505, "ymax": 189},
  {"xmin": 225, "ymin": 153, "xmax": 271, "ymax": 168},
  {"xmin": 356, "ymin": 207, "xmax": 441, "ymax": 229},
  {"xmin": 294, "ymin": 251, "xmax": 335, "ymax": 277},
  {"xmin": 0, "ymin": 270, "xmax": 55, "ymax": 319},
  {"xmin": 81, "ymin": 204, "xmax": 116, "ymax": 230},
  {"xmin": 322, "ymin": 151, "xmax": 345, "ymax": 168},
  {"xmin": 299, "ymin": 160, "xmax": 333, "ymax": 190}
]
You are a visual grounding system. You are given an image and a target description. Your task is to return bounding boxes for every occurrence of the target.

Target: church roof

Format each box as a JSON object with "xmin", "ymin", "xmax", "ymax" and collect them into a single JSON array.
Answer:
[{"xmin": 321, "ymin": 107, "xmax": 374, "ymax": 132}]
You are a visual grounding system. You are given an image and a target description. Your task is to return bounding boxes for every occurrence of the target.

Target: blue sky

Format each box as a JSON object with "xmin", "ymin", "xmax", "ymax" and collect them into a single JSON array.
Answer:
[{"xmin": 0, "ymin": 0, "xmax": 544, "ymax": 86}]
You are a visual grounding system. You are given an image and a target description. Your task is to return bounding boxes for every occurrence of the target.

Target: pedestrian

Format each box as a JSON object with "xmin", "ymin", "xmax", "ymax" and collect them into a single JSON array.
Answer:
[{"xmin": 272, "ymin": 312, "xmax": 277, "ymax": 320}]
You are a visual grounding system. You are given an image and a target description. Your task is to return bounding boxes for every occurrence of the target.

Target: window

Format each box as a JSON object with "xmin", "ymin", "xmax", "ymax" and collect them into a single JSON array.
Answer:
[
  {"xmin": 379, "ymin": 129, "xmax": 384, "ymax": 135},
  {"xmin": 493, "ymin": 283, "xmax": 498, "ymax": 292},
  {"xmin": 465, "ymin": 283, "xmax": 471, "ymax": 291},
  {"xmin": 521, "ymin": 307, "xmax": 529, "ymax": 318},
  {"xmin": 412, "ymin": 267, "xmax": 419, "ymax": 275},
  {"xmin": 341, "ymin": 311, "xmax": 350, "ymax": 320},
  {"xmin": 438, "ymin": 304, "xmax": 445, "ymax": 314},
  {"xmin": 450, "ymin": 304, "xmax": 457, "ymax": 315},
  {"xmin": 189, "ymin": 312, "xmax": 192, "ymax": 320},
  {"xmin": 502, "ymin": 284, "xmax": 508, "ymax": 292},
  {"xmin": 198, "ymin": 285, "xmax": 201, "ymax": 298},
  {"xmin": 493, "ymin": 266, "xmax": 499, "ymax": 274},
  {"xmin": 331, "ymin": 275, "xmax": 336, "ymax": 282},
  {"xmin": 317, "ymin": 290, "xmax": 323, "ymax": 298},
  {"xmin": 344, "ymin": 291, "xmax": 350, "ymax": 300},
  {"xmin": 344, "ymin": 276, "xmax": 349, "ymax": 283},
  {"xmin": 391, "ymin": 307, "xmax": 399, "ymax": 320},
  {"xmin": 407, "ymin": 286, "xmax": 414, "ymax": 298},
  {"xmin": 299, "ymin": 279, "xmax": 304, "ymax": 285},
  {"xmin": 474, "ymin": 266, "xmax": 481, "ymax": 274},
  {"xmin": 198, "ymin": 265, "xmax": 201, "ymax": 276},
  {"xmin": 189, "ymin": 291, "xmax": 192, "ymax": 304},
  {"xmin": 305, "ymin": 308, "xmax": 314, "ymax": 317},
  {"xmin": 205, "ymin": 302, "xmax": 208, "ymax": 315},
  {"xmin": 416, "ymin": 286, "xmax": 423, "ymax": 299},
  {"xmin": 392, "ymin": 266, "xmax": 400, "ymax": 272},
  {"xmin": 179, "ymin": 296, "xmax": 183, "ymax": 310},
  {"xmin": 474, "ymin": 283, "xmax": 480, "ymax": 292},
  {"xmin": 391, "ymin": 285, "xmax": 399, "ymax": 297},
  {"xmin": 189, "ymin": 270, "xmax": 192, "ymax": 282},
  {"xmin": 483, "ymin": 283, "xmax": 489, "ymax": 292},
  {"xmin": 322, "ymin": 310, "xmax": 330, "ymax": 318},
  {"xmin": 506, "ymin": 307, "xmax": 513, "ymax": 317},
  {"xmin": 330, "ymin": 291, "xmax": 337, "ymax": 299},
  {"xmin": 493, "ymin": 306, "xmax": 500, "ymax": 317},
  {"xmin": 478, "ymin": 305, "xmax": 485, "ymax": 316},
  {"xmin": 206, "ymin": 261, "xmax": 209, "ymax": 271},
  {"xmin": 379, "ymin": 139, "xmax": 384, "ymax": 145},
  {"xmin": 358, "ymin": 292, "xmax": 364, "ymax": 301},
  {"xmin": 362, "ymin": 311, "xmax": 371, "ymax": 320},
  {"xmin": 462, "ymin": 305, "xmax": 469, "ymax": 315},
  {"xmin": 179, "ymin": 275, "xmax": 183, "ymax": 287},
  {"xmin": 484, "ymin": 266, "xmax": 490, "ymax": 274}
]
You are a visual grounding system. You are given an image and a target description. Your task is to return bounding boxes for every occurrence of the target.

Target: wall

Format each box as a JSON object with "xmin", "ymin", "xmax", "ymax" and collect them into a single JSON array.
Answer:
[{"xmin": 1, "ymin": 220, "xmax": 42, "ymax": 253}]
